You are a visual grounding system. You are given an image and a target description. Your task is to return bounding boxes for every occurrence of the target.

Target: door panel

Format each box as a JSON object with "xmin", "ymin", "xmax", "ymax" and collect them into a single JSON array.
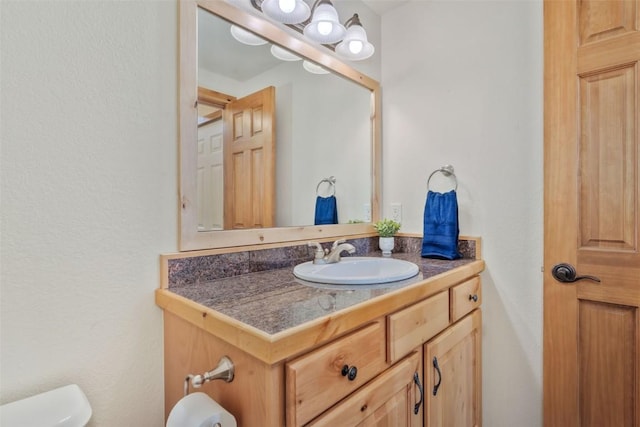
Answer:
[
  {"xmin": 579, "ymin": 64, "xmax": 636, "ymax": 252},
  {"xmin": 578, "ymin": 300, "xmax": 637, "ymax": 426},
  {"xmin": 196, "ymin": 119, "xmax": 223, "ymax": 231},
  {"xmin": 579, "ymin": 0, "xmax": 637, "ymax": 44}
]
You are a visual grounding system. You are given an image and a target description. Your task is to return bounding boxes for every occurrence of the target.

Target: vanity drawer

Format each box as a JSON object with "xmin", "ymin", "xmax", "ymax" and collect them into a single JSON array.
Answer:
[
  {"xmin": 450, "ymin": 276, "xmax": 482, "ymax": 322},
  {"xmin": 285, "ymin": 320, "xmax": 387, "ymax": 427},
  {"xmin": 306, "ymin": 351, "xmax": 422, "ymax": 427},
  {"xmin": 387, "ymin": 290, "xmax": 449, "ymax": 364}
]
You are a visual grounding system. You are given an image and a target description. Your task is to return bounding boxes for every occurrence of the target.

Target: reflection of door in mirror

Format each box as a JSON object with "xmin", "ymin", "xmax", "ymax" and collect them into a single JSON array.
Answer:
[
  {"xmin": 196, "ymin": 86, "xmax": 276, "ymax": 231},
  {"xmin": 223, "ymin": 86, "xmax": 275, "ymax": 230}
]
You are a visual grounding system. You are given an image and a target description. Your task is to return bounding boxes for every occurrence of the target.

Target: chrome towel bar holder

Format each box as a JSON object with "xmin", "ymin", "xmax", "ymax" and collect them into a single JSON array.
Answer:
[{"xmin": 427, "ymin": 165, "xmax": 458, "ymax": 191}]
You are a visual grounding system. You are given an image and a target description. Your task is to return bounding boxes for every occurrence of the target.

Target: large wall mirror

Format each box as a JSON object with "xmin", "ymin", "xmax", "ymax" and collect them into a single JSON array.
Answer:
[{"xmin": 180, "ymin": 0, "xmax": 381, "ymax": 251}]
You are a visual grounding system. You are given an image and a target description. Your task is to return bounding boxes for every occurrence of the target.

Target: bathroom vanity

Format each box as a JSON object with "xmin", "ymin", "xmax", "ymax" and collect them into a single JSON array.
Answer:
[
  {"xmin": 165, "ymin": 1, "xmax": 484, "ymax": 424},
  {"xmin": 156, "ymin": 236, "xmax": 484, "ymax": 426}
]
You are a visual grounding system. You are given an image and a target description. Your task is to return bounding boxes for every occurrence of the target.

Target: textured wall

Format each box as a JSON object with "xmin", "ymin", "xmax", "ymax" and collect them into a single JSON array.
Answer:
[
  {"xmin": 1, "ymin": 1, "xmax": 178, "ymax": 425},
  {"xmin": 381, "ymin": 2, "xmax": 543, "ymax": 425}
]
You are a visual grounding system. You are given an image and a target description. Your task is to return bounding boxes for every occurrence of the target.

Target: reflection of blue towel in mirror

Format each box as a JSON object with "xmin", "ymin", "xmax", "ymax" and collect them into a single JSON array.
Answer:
[
  {"xmin": 421, "ymin": 190, "xmax": 461, "ymax": 260},
  {"xmin": 315, "ymin": 196, "xmax": 338, "ymax": 225}
]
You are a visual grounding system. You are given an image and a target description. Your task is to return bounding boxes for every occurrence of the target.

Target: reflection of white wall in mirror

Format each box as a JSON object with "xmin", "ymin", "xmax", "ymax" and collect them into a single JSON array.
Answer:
[{"xmin": 290, "ymin": 64, "xmax": 371, "ymax": 225}]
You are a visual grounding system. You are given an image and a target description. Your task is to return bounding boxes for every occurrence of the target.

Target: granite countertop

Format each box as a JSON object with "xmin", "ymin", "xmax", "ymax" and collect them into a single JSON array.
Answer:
[{"xmin": 168, "ymin": 253, "xmax": 476, "ymax": 336}]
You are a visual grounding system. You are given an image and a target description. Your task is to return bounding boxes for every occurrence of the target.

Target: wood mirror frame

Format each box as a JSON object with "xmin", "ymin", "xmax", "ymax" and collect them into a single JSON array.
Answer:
[{"xmin": 179, "ymin": 0, "xmax": 381, "ymax": 251}]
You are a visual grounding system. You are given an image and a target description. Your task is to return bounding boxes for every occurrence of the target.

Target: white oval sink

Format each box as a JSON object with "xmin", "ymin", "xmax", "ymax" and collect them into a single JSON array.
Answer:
[{"xmin": 293, "ymin": 257, "xmax": 419, "ymax": 285}]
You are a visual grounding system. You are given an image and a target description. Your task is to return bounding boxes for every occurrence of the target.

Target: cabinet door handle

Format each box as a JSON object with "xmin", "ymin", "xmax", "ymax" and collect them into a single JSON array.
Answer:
[
  {"xmin": 468, "ymin": 294, "xmax": 478, "ymax": 302},
  {"xmin": 432, "ymin": 357, "xmax": 442, "ymax": 396},
  {"xmin": 413, "ymin": 372, "xmax": 423, "ymax": 414}
]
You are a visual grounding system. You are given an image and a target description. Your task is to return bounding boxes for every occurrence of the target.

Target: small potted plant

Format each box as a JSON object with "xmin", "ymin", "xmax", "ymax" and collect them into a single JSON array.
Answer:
[{"xmin": 373, "ymin": 218, "xmax": 401, "ymax": 257}]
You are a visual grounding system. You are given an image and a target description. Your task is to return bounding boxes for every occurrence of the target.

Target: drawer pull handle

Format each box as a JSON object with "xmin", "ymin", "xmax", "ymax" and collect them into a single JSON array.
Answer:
[
  {"xmin": 413, "ymin": 372, "xmax": 423, "ymax": 414},
  {"xmin": 341, "ymin": 365, "xmax": 358, "ymax": 381},
  {"xmin": 469, "ymin": 294, "xmax": 478, "ymax": 302},
  {"xmin": 360, "ymin": 404, "xmax": 368, "ymax": 412},
  {"xmin": 432, "ymin": 357, "xmax": 442, "ymax": 396}
]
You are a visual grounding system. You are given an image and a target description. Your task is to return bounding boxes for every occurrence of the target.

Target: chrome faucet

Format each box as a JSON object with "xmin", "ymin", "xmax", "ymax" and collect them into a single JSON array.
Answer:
[
  {"xmin": 308, "ymin": 239, "xmax": 356, "ymax": 264},
  {"xmin": 326, "ymin": 240, "xmax": 356, "ymax": 263}
]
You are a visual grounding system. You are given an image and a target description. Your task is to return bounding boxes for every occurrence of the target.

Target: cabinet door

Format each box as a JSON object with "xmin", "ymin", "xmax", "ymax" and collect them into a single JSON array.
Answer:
[
  {"xmin": 308, "ymin": 351, "xmax": 423, "ymax": 427},
  {"xmin": 424, "ymin": 310, "xmax": 481, "ymax": 427}
]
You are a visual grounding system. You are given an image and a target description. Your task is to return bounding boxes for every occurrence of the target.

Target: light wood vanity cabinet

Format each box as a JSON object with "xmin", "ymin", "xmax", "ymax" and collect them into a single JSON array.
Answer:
[
  {"xmin": 285, "ymin": 276, "xmax": 482, "ymax": 426},
  {"xmin": 160, "ymin": 273, "xmax": 483, "ymax": 427}
]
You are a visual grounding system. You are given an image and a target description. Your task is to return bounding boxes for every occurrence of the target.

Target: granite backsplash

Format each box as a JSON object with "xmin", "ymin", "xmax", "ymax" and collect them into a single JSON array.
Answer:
[{"xmin": 167, "ymin": 237, "xmax": 477, "ymax": 288}]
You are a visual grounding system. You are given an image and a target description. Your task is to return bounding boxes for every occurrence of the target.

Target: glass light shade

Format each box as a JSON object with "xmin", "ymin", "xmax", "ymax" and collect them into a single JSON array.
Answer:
[
  {"xmin": 302, "ymin": 60, "xmax": 330, "ymax": 74},
  {"xmin": 335, "ymin": 25, "xmax": 374, "ymax": 60},
  {"xmin": 279, "ymin": 0, "xmax": 295, "ymax": 13},
  {"xmin": 271, "ymin": 45, "xmax": 302, "ymax": 61},
  {"xmin": 230, "ymin": 25, "xmax": 268, "ymax": 46},
  {"xmin": 303, "ymin": 3, "xmax": 346, "ymax": 44},
  {"xmin": 261, "ymin": 0, "xmax": 310, "ymax": 24}
]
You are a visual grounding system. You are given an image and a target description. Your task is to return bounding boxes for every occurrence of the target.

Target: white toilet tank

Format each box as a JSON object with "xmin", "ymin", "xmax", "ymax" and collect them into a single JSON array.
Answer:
[{"xmin": 0, "ymin": 384, "xmax": 92, "ymax": 427}]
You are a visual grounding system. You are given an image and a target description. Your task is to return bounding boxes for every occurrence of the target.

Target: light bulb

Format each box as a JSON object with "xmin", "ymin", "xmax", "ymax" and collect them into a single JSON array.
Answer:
[
  {"xmin": 348, "ymin": 40, "xmax": 363, "ymax": 54},
  {"xmin": 278, "ymin": 0, "xmax": 295, "ymax": 13},
  {"xmin": 317, "ymin": 21, "xmax": 333, "ymax": 36}
]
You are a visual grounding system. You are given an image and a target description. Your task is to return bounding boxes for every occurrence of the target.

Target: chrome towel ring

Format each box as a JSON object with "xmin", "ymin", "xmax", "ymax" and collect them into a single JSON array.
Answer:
[
  {"xmin": 316, "ymin": 176, "xmax": 336, "ymax": 197},
  {"xmin": 427, "ymin": 165, "xmax": 458, "ymax": 191}
]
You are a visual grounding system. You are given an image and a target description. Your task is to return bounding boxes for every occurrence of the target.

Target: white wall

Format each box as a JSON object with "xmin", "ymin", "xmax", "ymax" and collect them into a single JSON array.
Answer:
[
  {"xmin": 381, "ymin": 1, "xmax": 543, "ymax": 426},
  {"xmin": 0, "ymin": 1, "xmax": 177, "ymax": 425}
]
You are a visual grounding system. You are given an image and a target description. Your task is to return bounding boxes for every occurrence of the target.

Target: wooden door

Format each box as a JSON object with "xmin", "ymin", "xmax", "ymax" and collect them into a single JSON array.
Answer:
[
  {"xmin": 197, "ymin": 117, "xmax": 223, "ymax": 231},
  {"xmin": 424, "ymin": 310, "xmax": 481, "ymax": 427},
  {"xmin": 223, "ymin": 86, "xmax": 275, "ymax": 229},
  {"xmin": 544, "ymin": 0, "xmax": 640, "ymax": 425}
]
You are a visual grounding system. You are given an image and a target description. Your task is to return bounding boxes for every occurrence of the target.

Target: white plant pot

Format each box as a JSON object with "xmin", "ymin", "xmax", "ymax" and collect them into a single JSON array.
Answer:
[{"xmin": 379, "ymin": 237, "xmax": 395, "ymax": 257}]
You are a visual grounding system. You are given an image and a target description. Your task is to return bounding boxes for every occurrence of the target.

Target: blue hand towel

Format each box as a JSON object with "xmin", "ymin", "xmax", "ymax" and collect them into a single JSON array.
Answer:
[
  {"xmin": 315, "ymin": 195, "xmax": 338, "ymax": 225},
  {"xmin": 421, "ymin": 190, "xmax": 461, "ymax": 260}
]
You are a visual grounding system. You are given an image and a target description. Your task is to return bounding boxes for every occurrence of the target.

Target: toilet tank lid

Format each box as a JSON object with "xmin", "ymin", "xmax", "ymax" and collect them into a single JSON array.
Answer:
[{"xmin": 0, "ymin": 384, "xmax": 92, "ymax": 427}]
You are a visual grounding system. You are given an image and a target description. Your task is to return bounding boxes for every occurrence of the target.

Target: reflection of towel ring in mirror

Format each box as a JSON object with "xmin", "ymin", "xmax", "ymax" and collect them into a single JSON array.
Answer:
[
  {"xmin": 427, "ymin": 165, "xmax": 458, "ymax": 191},
  {"xmin": 316, "ymin": 176, "xmax": 336, "ymax": 197}
]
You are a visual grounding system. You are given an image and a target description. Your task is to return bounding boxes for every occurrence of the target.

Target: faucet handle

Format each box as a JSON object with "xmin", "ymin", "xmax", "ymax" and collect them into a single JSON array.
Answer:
[
  {"xmin": 331, "ymin": 239, "xmax": 346, "ymax": 250},
  {"xmin": 308, "ymin": 242, "xmax": 326, "ymax": 260}
]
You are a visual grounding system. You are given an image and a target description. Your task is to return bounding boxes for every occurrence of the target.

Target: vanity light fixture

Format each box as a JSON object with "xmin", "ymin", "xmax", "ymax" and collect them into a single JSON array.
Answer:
[
  {"xmin": 249, "ymin": 0, "xmax": 376, "ymax": 61},
  {"xmin": 260, "ymin": 0, "xmax": 310, "ymax": 24},
  {"xmin": 303, "ymin": 0, "xmax": 346, "ymax": 45},
  {"xmin": 335, "ymin": 14, "xmax": 374, "ymax": 61},
  {"xmin": 230, "ymin": 25, "xmax": 268, "ymax": 45}
]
